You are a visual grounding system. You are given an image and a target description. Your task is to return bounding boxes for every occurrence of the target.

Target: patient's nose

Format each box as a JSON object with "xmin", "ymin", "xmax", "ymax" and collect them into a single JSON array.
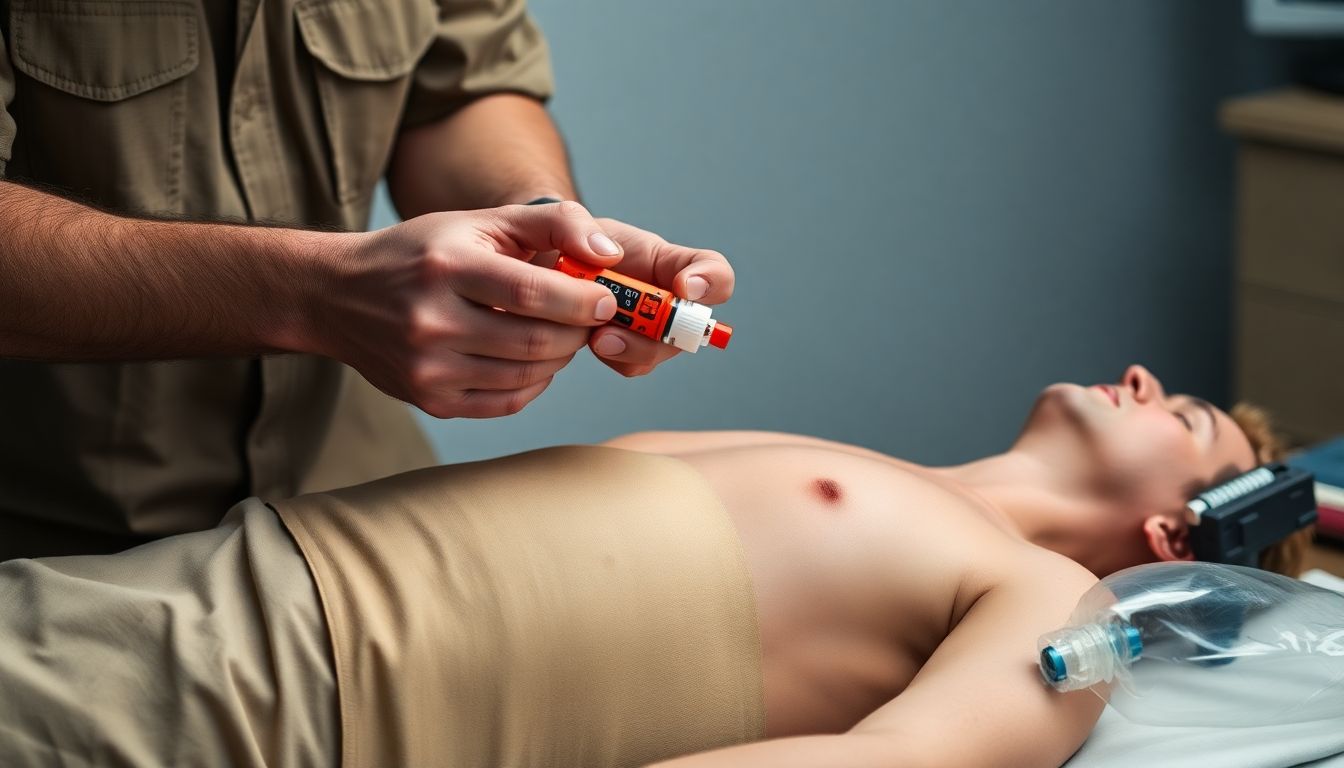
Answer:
[{"xmin": 1121, "ymin": 365, "xmax": 1165, "ymax": 404}]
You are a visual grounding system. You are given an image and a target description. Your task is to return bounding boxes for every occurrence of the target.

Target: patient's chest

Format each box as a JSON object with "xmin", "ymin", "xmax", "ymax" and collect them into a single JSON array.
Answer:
[{"xmin": 679, "ymin": 445, "xmax": 1013, "ymax": 737}]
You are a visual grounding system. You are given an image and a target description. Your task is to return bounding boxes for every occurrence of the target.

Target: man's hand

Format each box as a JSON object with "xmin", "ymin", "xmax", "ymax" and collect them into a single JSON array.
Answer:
[
  {"xmin": 563, "ymin": 218, "xmax": 735, "ymax": 377},
  {"xmin": 311, "ymin": 201, "xmax": 627, "ymax": 418},
  {"xmin": 385, "ymin": 93, "xmax": 735, "ymax": 378}
]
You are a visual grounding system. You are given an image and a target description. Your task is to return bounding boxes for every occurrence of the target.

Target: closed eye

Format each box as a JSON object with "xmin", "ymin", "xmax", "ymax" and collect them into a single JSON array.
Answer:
[{"xmin": 1175, "ymin": 412, "xmax": 1193, "ymax": 432}]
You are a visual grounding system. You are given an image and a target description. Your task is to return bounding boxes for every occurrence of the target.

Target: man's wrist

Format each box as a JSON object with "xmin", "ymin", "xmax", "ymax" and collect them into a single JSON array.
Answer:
[{"xmin": 257, "ymin": 227, "xmax": 349, "ymax": 357}]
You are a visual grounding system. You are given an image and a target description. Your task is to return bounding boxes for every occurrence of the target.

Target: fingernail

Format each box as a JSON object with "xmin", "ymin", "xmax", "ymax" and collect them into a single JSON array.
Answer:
[
  {"xmin": 684, "ymin": 275, "xmax": 709, "ymax": 301},
  {"xmin": 594, "ymin": 335, "xmax": 626, "ymax": 357},
  {"xmin": 595, "ymin": 295, "xmax": 616, "ymax": 321},
  {"xmin": 588, "ymin": 232, "xmax": 621, "ymax": 257}
]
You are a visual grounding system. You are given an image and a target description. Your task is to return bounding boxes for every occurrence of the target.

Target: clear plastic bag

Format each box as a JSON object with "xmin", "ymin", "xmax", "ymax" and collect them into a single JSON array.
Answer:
[{"xmin": 1037, "ymin": 561, "xmax": 1344, "ymax": 726}]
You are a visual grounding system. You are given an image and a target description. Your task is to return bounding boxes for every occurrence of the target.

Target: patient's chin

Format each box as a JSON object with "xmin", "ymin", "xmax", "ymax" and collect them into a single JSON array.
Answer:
[
  {"xmin": 1039, "ymin": 382, "xmax": 1095, "ymax": 411},
  {"xmin": 1020, "ymin": 384, "xmax": 1092, "ymax": 436}
]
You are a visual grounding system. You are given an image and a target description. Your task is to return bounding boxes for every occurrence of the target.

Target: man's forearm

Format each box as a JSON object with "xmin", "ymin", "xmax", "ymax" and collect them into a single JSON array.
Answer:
[
  {"xmin": 0, "ymin": 181, "xmax": 331, "ymax": 361},
  {"xmin": 386, "ymin": 93, "xmax": 576, "ymax": 216}
]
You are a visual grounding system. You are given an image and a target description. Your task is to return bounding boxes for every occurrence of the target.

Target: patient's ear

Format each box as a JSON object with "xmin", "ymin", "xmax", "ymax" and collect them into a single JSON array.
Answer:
[{"xmin": 1142, "ymin": 515, "xmax": 1196, "ymax": 562}]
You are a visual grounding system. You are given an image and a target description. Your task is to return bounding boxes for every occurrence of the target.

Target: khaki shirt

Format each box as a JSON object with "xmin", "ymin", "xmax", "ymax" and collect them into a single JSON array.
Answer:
[{"xmin": 0, "ymin": 0, "xmax": 554, "ymax": 558}]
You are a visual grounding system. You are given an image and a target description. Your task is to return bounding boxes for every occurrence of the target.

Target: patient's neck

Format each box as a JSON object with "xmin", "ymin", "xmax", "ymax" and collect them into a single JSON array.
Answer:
[{"xmin": 929, "ymin": 449, "xmax": 1123, "ymax": 574}]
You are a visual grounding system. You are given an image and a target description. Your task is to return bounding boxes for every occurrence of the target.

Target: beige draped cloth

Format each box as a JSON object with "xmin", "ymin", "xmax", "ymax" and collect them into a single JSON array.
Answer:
[
  {"xmin": 0, "ymin": 446, "xmax": 765, "ymax": 767},
  {"xmin": 276, "ymin": 445, "xmax": 765, "ymax": 768}
]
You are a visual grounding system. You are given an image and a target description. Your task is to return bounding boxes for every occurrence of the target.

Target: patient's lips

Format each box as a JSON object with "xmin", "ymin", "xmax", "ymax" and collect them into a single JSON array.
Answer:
[{"xmin": 1093, "ymin": 384, "xmax": 1120, "ymax": 408}]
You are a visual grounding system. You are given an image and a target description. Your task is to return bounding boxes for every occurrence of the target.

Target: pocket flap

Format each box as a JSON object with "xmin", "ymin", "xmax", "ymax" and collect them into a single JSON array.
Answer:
[
  {"xmin": 10, "ymin": 0, "xmax": 199, "ymax": 102},
  {"xmin": 296, "ymin": 0, "xmax": 436, "ymax": 82}
]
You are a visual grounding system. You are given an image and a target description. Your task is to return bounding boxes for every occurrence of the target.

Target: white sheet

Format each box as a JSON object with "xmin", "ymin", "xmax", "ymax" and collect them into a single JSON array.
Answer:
[
  {"xmin": 1066, "ymin": 569, "xmax": 1344, "ymax": 768},
  {"xmin": 1066, "ymin": 707, "xmax": 1344, "ymax": 768}
]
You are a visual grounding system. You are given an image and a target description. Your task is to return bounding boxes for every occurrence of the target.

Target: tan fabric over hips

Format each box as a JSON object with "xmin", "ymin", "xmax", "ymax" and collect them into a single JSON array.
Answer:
[{"xmin": 273, "ymin": 445, "xmax": 765, "ymax": 768}]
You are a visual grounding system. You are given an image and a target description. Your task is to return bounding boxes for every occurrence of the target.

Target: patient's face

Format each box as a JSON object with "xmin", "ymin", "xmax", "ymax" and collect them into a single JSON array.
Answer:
[{"xmin": 1018, "ymin": 365, "xmax": 1256, "ymax": 515}]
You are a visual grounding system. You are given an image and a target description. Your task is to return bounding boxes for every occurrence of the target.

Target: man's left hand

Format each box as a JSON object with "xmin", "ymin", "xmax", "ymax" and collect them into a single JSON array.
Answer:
[{"xmin": 550, "ymin": 217, "xmax": 735, "ymax": 377}]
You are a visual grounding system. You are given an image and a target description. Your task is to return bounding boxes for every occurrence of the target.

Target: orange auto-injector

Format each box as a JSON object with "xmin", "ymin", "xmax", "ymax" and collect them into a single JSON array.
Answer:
[{"xmin": 554, "ymin": 256, "xmax": 733, "ymax": 353}]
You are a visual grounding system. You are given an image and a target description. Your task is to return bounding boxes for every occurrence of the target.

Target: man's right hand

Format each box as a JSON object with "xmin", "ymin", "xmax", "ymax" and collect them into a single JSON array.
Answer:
[{"xmin": 307, "ymin": 202, "xmax": 627, "ymax": 419}]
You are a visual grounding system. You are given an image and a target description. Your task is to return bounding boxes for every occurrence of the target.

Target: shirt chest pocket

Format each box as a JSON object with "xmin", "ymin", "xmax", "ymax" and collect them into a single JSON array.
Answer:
[
  {"xmin": 296, "ymin": 0, "xmax": 435, "ymax": 207},
  {"xmin": 8, "ymin": 0, "xmax": 199, "ymax": 213}
]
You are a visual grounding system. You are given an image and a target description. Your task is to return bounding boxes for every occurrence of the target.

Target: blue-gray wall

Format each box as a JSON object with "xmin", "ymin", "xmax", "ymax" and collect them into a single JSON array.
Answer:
[{"xmin": 372, "ymin": 1, "xmax": 1290, "ymax": 466}]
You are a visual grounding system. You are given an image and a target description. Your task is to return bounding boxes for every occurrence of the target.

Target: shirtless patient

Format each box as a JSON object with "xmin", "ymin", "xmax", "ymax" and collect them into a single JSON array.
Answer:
[
  {"xmin": 0, "ymin": 365, "xmax": 1305, "ymax": 768},
  {"xmin": 611, "ymin": 363, "xmax": 1294, "ymax": 767}
]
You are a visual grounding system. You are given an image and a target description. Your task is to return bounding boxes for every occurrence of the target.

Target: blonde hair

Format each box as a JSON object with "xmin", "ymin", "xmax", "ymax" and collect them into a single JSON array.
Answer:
[{"xmin": 1229, "ymin": 403, "xmax": 1314, "ymax": 577}]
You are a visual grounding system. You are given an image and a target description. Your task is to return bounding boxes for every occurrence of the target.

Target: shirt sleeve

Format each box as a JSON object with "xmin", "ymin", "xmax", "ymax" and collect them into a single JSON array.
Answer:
[
  {"xmin": 0, "ymin": 23, "xmax": 16, "ymax": 178},
  {"xmin": 400, "ymin": 0, "xmax": 554, "ymax": 130}
]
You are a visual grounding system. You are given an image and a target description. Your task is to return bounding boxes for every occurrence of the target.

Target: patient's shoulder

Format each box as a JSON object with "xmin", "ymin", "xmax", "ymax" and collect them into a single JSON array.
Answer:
[
  {"xmin": 1007, "ymin": 543, "xmax": 1098, "ymax": 598},
  {"xmin": 963, "ymin": 540, "xmax": 1100, "ymax": 628}
]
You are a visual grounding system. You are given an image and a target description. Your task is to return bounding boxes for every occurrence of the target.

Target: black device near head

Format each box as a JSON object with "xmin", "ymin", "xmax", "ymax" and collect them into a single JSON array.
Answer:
[{"xmin": 1185, "ymin": 463, "xmax": 1317, "ymax": 567}]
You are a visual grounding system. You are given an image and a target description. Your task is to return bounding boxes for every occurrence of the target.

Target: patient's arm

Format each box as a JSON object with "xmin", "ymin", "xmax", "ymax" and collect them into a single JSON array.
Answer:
[{"xmin": 647, "ymin": 547, "xmax": 1104, "ymax": 768}]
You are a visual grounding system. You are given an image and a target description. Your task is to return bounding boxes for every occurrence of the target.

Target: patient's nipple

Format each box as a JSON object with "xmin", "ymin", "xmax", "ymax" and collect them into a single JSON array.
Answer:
[{"xmin": 812, "ymin": 477, "xmax": 843, "ymax": 506}]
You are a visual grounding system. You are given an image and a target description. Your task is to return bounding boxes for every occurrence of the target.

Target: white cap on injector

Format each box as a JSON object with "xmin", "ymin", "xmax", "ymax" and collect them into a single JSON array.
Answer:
[{"xmin": 663, "ymin": 299, "xmax": 733, "ymax": 354}]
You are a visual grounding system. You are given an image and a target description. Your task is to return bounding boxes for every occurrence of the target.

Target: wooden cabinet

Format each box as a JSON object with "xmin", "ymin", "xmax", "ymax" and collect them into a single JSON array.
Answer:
[{"xmin": 1222, "ymin": 89, "xmax": 1344, "ymax": 443}]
